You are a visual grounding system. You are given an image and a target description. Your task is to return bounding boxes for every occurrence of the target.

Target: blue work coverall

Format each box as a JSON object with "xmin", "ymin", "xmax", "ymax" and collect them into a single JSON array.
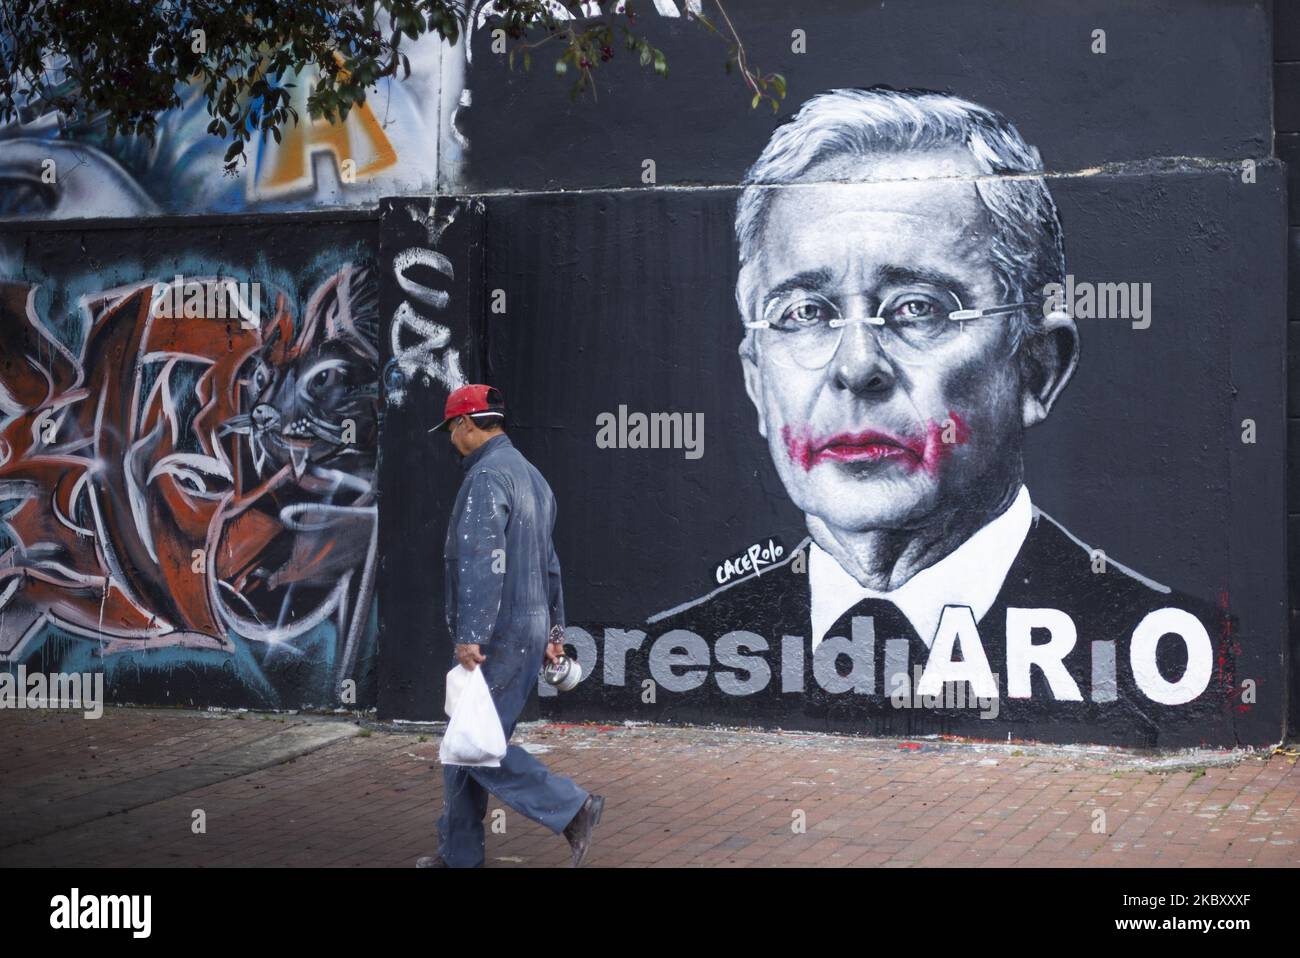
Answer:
[{"xmin": 438, "ymin": 433, "xmax": 588, "ymax": 867}]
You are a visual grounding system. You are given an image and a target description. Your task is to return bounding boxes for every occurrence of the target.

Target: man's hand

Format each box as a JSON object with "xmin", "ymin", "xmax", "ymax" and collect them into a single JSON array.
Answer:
[
  {"xmin": 546, "ymin": 625, "xmax": 565, "ymax": 665},
  {"xmin": 456, "ymin": 643, "xmax": 486, "ymax": 670}
]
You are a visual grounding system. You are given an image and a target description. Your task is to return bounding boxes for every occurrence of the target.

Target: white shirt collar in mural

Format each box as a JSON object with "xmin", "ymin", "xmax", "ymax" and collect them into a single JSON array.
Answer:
[{"xmin": 809, "ymin": 485, "xmax": 1033, "ymax": 650}]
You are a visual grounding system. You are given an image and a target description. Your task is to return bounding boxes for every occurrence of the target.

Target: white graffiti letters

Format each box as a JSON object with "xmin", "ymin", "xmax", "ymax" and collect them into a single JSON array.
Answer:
[
  {"xmin": 715, "ymin": 539, "xmax": 785, "ymax": 585},
  {"xmin": 607, "ymin": 605, "xmax": 1213, "ymax": 707},
  {"xmin": 388, "ymin": 246, "xmax": 465, "ymax": 406}
]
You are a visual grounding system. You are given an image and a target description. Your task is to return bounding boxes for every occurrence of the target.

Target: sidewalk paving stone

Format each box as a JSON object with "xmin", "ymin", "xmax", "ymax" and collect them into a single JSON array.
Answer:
[{"xmin": 1, "ymin": 707, "xmax": 1297, "ymax": 868}]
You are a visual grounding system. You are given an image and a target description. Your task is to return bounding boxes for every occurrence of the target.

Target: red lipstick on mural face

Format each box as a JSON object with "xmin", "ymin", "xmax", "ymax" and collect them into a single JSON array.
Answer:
[
  {"xmin": 809, "ymin": 429, "xmax": 923, "ymax": 467},
  {"xmin": 782, "ymin": 413, "xmax": 970, "ymax": 475}
]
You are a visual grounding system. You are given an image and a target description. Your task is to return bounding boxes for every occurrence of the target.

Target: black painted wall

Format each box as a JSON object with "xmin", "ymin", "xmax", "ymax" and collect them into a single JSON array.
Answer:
[
  {"xmin": 460, "ymin": 0, "xmax": 1273, "ymax": 192},
  {"xmin": 1278, "ymin": 0, "xmax": 1300, "ymax": 740},
  {"xmin": 375, "ymin": 196, "xmax": 487, "ymax": 721},
  {"xmin": 370, "ymin": 0, "xmax": 1290, "ymax": 747},
  {"xmin": 0, "ymin": 2, "xmax": 1290, "ymax": 748}
]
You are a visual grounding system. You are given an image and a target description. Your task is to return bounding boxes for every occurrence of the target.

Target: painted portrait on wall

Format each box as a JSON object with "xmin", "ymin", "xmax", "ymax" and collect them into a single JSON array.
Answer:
[
  {"xmin": 646, "ymin": 87, "xmax": 1229, "ymax": 741},
  {"xmin": 461, "ymin": 56, "xmax": 1283, "ymax": 745}
]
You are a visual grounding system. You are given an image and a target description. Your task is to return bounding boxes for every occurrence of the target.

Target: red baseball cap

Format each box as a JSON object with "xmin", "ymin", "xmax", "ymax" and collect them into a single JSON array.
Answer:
[{"xmin": 429, "ymin": 384, "xmax": 506, "ymax": 432}]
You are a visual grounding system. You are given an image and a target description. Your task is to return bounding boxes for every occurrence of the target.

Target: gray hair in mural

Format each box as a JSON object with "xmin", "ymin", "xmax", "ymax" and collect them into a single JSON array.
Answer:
[{"xmin": 734, "ymin": 87, "xmax": 1066, "ymax": 350}]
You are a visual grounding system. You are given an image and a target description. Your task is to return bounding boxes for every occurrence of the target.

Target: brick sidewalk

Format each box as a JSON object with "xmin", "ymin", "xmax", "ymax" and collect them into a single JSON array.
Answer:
[{"xmin": 1, "ymin": 707, "xmax": 1297, "ymax": 867}]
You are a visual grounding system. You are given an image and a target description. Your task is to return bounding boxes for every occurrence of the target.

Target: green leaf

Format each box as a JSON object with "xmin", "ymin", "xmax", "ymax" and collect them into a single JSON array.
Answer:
[{"xmin": 751, "ymin": 91, "xmax": 761, "ymax": 109}]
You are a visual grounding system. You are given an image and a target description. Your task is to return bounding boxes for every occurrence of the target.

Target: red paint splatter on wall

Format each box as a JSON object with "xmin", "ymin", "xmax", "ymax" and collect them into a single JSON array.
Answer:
[{"xmin": 1215, "ymin": 590, "xmax": 1247, "ymax": 713}]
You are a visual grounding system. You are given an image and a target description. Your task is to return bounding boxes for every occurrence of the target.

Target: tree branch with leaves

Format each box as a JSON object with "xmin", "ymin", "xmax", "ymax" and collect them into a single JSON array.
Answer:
[{"xmin": 0, "ymin": 0, "xmax": 786, "ymax": 174}]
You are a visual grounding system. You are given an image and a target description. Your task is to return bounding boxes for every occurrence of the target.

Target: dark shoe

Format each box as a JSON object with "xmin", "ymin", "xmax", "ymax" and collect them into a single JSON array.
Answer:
[
  {"xmin": 563, "ymin": 794, "xmax": 605, "ymax": 868},
  {"xmin": 415, "ymin": 854, "xmax": 449, "ymax": 868}
]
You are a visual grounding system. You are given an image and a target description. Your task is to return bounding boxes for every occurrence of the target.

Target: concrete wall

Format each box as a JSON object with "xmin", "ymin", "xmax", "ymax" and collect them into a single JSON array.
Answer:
[
  {"xmin": 1277, "ymin": 0, "xmax": 1300, "ymax": 741},
  {"xmin": 0, "ymin": 1, "xmax": 1290, "ymax": 747},
  {"xmin": 382, "ymin": 0, "xmax": 1287, "ymax": 747}
]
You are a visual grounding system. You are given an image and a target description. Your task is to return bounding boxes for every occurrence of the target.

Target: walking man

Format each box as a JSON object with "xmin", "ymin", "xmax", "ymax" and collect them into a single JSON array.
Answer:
[{"xmin": 418, "ymin": 384, "xmax": 604, "ymax": 868}]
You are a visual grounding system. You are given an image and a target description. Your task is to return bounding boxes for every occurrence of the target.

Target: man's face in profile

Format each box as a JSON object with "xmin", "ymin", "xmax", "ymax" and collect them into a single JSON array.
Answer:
[{"xmin": 739, "ymin": 147, "xmax": 1031, "ymax": 534}]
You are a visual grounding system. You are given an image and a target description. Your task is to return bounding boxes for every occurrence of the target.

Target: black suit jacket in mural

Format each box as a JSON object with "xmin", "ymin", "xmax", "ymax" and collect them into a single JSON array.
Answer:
[{"xmin": 643, "ymin": 510, "xmax": 1238, "ymax": 748}]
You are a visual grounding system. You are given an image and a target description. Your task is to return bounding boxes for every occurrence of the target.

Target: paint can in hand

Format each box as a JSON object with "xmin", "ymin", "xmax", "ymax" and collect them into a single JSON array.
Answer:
[{"xmin": 541, "ymin": 655, "xmax": 582, "ymax": 692}]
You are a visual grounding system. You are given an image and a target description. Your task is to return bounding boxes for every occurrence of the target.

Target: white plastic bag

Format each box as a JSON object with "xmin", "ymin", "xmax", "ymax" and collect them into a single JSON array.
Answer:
[
  {"xmin": 440, "ymin": 665, "xmax": 507, "ymax": 767},
  {"xmin": 444, "ymin": 663, "xmax": 469, "ymax": 718}
]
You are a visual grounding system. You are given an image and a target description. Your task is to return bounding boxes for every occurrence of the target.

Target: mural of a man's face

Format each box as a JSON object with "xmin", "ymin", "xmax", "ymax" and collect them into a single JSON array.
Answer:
[{"xmin": 739, "ymin": 147, "xmax": 1072, "ymax": 535}]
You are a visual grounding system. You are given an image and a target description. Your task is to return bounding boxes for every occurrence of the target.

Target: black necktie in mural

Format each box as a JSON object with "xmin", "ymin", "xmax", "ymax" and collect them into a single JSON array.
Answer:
[{"xmin": 805, "ymin": 597, "xmax": 928, "ymax": 720}]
